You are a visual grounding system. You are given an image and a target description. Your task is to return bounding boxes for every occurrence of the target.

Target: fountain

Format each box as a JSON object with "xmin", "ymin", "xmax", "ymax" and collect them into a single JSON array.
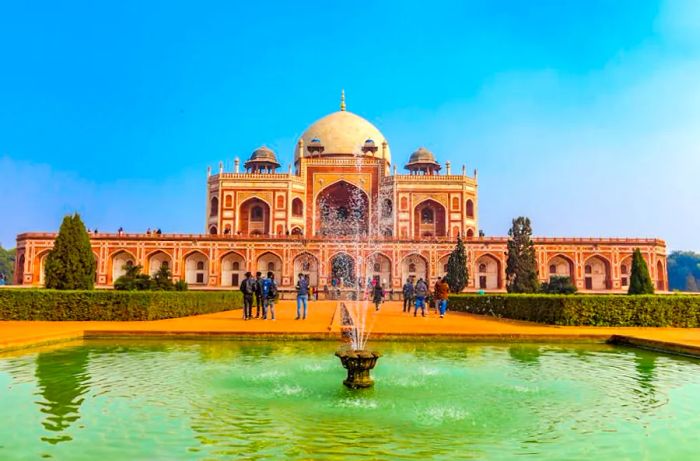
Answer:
[
  {"xmin": 320, "ymin": 140, "xmax": 392, "ymax": 388},
  {"xmin": 335, "ymin": 302, "xmax": 381, "ymax": 388}
]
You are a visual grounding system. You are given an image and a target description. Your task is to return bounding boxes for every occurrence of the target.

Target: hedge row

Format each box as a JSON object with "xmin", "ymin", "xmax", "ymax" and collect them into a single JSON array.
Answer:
[
  {"xmin": 448, "ymin": 294, "xmax": 700, "ymax": 327},
  {"xmin": 0, "ymin": 289, "xmax": 242, "ymax": 321}
]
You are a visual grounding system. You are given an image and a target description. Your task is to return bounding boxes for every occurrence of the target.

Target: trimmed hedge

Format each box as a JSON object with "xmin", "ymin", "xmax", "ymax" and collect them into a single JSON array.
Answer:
[
  {"xmin": 449, "ymin": 294, "xmax": 700, "ymax": 327},
  {"xmin": 0, "ymin": 289, "xmax": 242, "ymax": 321}
]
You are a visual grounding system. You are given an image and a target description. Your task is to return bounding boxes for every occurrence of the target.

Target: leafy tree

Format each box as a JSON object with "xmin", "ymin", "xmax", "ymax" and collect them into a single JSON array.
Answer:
[
  {"xmin": 174, "ymin": 280, "xmax": 188, "ymax": 291},
  {"xmin": 445, "ymin": 234, "xmax": 468, "ymax": 292},
  {"xmin": 506, "ymin": 217, "xmax": 539, "ymax": 293},
  {"xmin": 628, "ymin": 248, "xmax": 654, "ymax": 295},
  {"xmin": 667, "ymin": 251, "xmax": 700, "ymax": 292},
  {"xmin": 114, "ymin": 264, "xmax": 152, "ymax": 290},
  {"xmin": 0, "ymin": 246, "xmax": 16, "ymax": 284},
  {"xmin": 540, "ymin": 276, "xmax": 577, "ymax": 294},
  {"xmin": 44, "ymin": 214, "xmax": 96, "ymax": 290},
  {"xmin": 151, "ymin": 264, "xmax": 175, "ymax": 291}
]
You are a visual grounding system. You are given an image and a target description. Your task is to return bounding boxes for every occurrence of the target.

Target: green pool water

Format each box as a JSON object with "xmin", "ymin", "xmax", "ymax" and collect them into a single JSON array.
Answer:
[{"xmin": 1, "ymin": 340, "xmax": 700, "ymax": 460}]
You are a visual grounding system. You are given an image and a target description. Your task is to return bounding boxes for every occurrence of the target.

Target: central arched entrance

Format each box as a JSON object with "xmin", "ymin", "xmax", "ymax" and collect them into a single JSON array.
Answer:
[
  {"xmin": 316, "ymin": 181, "xmax": 369, "ymax": 236},
  {"xmin": 330, "ymin": 253, "xmax": 356, "ymax": 287}
]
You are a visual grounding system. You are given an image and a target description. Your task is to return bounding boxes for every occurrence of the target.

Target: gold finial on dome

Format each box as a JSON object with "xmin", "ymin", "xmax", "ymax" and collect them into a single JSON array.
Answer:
[{"xmin": 340, "ymin": 89, "xmax": 346, "ymax": 111}]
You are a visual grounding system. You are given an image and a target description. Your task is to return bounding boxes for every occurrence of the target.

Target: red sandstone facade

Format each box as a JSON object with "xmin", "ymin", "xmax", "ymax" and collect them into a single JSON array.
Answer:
[{"xmin": 14, "ymin": 100, "xmax": 668, "ymax": 292}]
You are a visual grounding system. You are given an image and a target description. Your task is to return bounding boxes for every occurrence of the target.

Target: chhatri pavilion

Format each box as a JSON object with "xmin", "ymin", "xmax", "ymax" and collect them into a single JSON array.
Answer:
[{"xmin": 14, "ymin": 93, "xmax": 668, "ymax": 292}]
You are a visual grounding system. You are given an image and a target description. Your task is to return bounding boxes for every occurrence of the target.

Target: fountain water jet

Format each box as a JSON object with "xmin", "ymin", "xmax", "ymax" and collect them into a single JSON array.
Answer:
[{"xmin": 336, "ymin": 302, "xmax": 381, "ymax": 388}]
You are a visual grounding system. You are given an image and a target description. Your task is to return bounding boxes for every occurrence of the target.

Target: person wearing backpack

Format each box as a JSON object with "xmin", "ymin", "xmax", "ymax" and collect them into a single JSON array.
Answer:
[
  {"xmin": 239, "ymin": 272, "xmax": 255, "ymax": 320},
  {"xmin": 262, "ymin": 271, "xmax": 278, "ymax": 321},
  {"xmin": 295, "ymin": 273, "xmax": 309, "ymax": 320},
  {"xmin": 402, "ymin": 278, "xmax": 415, "ymax": 313},
  {"xmin": 414, "ymin": 278, "xmax": 428, "ymax": 317}
]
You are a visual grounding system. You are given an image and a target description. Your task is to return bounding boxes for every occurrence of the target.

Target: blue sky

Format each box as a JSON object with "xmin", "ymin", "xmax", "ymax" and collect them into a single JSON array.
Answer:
[{"xmin": 1, "ymin": 0, "xmax": 698, "ymax": 250}]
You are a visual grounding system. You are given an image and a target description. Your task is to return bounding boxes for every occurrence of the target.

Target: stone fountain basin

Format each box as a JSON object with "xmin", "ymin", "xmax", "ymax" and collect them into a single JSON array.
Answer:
[{"xmin": 335, "ymin": 350, "xmax": 381, "ymax": 389}]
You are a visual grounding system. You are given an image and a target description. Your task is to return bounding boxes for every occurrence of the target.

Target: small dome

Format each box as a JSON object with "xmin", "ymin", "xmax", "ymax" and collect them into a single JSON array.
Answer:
[
  {"xmin": 309, "ymin": 137, "xmax": 322, "ymax": 145},
  {"xmin": 245, "ymin": 146, "xmax": 280, "ymax": 169},
  {"xmin": 364, "ymin": 138, "xmax": 375, "ymax": 146},
  {"xmin": 407, "ymin": 147, "xmax": 437, "ymax": 165}
]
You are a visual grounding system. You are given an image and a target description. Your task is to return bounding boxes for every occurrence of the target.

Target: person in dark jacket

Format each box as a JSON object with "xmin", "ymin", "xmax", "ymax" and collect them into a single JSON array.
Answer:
[
  {"xmin": 402, "ymin": 278, "xmax": 415, "ymax": 313},
  {"xmin": 254, "ymin": 271, "xmax": 263, "ymax": 318},
  {"xmin": 296, "ymin": 273, "xmax": 309, "ymax": 320},
  {"xmin": 373, "ymin": 281, "xmax": 385, "ymax": 311},
  {"xmin": 414, "ymin": 278, "xmax": 428, "ymax": 317},
  {"xmin": 239, "ymin": 272, "xmax": 255, "ymax": 320},
  {"xmin": 261, "ymin": 271, "xmax": 278, "ymax": 320}
]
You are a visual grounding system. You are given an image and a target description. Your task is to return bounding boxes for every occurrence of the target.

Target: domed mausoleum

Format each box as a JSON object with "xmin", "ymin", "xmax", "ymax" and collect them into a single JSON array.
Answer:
[{"xmin": 14, "ymin": 92, "xmax": 668, "ymax": 293}]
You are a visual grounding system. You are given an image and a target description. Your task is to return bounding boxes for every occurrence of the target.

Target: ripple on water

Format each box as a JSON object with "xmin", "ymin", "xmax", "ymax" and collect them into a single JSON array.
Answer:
[{"xmin": 335, "ymin": 397, "xmax": 379, "ymax": 409}]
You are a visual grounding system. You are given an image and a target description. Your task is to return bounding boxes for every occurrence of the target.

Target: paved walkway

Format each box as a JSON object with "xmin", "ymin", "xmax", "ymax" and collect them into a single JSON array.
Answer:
[{"xmin": 1, "ymin": 301, "xmax": 700, "ymax": 356}]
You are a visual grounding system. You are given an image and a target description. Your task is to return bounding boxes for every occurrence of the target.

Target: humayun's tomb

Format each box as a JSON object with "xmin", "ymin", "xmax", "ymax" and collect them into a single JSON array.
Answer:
[{"xmin": 14, "ymin": 94, "xmax": 668, "ymax": 292}]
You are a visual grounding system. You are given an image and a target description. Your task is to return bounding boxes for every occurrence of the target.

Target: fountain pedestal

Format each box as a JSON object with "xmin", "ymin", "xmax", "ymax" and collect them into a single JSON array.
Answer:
[{"xmin": 335, "ymin": 350, "xmax": 381, "ymax": 389}]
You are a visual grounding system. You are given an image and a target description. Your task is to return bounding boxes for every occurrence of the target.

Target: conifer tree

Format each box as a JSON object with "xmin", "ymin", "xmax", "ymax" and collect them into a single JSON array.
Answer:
[
  {"xmin": 44, "ymin": 214, "xmax": 96, "ymax": 289},
  {"xmin": 628, "ymin": 248, "xmax": 654, "ymax": 294},
  {"xmin": 445, "ymin": 234, "xmax": 468, "ymax": 292},
  {"xmin": 506, "ymin": 217, "xmax": 539, "ymax": 293}
]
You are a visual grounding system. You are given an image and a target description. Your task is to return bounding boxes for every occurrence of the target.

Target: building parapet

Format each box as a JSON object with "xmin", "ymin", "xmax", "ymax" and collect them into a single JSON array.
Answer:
[{"xmin": 16, "ymin": 232, "xmax": 666, "ymax": 247}]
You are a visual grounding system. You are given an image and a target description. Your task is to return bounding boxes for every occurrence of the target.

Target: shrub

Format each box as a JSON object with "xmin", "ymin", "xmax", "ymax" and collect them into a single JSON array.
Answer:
[
  {"xmin": 449, "ymin": 293, "xmax": 700, "ymax": 327},
  {"xmin": 114, "ymin": 264, "xmax": 153, "ymax": 291},
  {"xmin": 0, "ymin": 289, "xmax": 242, "ymax": 321},
  {"xmin": 540, "ymin": 276, "xmax": 577, "ymax": 294}
]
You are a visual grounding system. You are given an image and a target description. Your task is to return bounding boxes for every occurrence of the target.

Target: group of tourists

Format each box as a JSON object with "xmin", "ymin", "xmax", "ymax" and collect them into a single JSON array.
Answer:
[
  {"xmin": 239, "ymin": 271, "xmax": 279, "ymax": 320},
  {"xmin": 402, "ymin": 276, "xmax": 451, "ymax": 318},
  {"xmin": 238, "ymin": 271, "xmax": 451, "ymax": 320}
]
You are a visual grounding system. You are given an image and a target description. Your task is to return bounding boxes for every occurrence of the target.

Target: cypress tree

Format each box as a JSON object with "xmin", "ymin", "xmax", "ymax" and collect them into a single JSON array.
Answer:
[
  {"xmin": 44, "ymin": 213, "xmax": 96, "ymax": 290},
  {"xmin": 445, "ymin": 234, "xmax": 468, "ymax": 292},
  {"xmin": 628, "ymin": 248, "xmax": 654, "ymax": 294},
  {"xmin": 506, "ymin": 216, "xmax": 539, "ymax": 293}
]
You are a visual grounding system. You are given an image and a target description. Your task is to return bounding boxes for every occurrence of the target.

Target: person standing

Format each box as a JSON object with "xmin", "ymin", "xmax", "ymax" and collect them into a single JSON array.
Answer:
[
  {"xmin": 372, "ymin": 281, "xmax": 385, "ymax": 311},
  {"xmin": 296, "ymin": 273, "xmax": 309, "ymax": 320},
  {"xmin": 435, "ymin": 276, "xmax": 450, "ymax": 318},
  {"xmin": 239, "ymin": 272, "xmax": 255, "ymax": 320},
  {"xmin": 262, "ymin": 271, "xmax": 278, "ymax": 321},
  {"xmin": 414, "ymin": 278, "xmax": 428, "ymax": 317},
  {"xmin": 254, "ymin": 271, "xmax": 263, "ymax": 318},
  {"xmin": 402, "ymin": 278, "xmax": 415, "ymax": 313}
]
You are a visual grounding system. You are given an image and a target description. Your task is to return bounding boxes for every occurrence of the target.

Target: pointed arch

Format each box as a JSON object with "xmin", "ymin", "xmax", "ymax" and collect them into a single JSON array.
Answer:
[
  {"xmin": 293, "ymin": 252, "xmax": 319, "ymax": 286},
  {"xmin": 400, "ymin": 253, "xmax": 428, "ymax": 284},
  {"xmin": 146, "ymin": 250, "xmax": 173, "ymax": 277},
  {"xmin": 546, "ymin": 254, "xmax": 575, "ymax": 285},
  {"xmin": 257, "ymin": 251, "xmax": 282, "ymax": 281},
  {"xmin": 413, "ymin": 199, "xmax": 446, "ymax": 238},
  {"xmin": 239, "ymin": 197, "xmax": 271, "ymax": 235},
  {"xmin": 292, "ymin": 197, "xmax": 304, "ymax": 217},
  {"xmin": 583, "ymin": 255, "xmax": 611, "ymax": 290},
  {"xmin": 109, "ymin": 249, "xmax": 137, "ymax": 284},
  {"xmin": 656, "ymin": 260, "xmax": 665, "ymax": 291},
  {"xmin": 184, "ymin": 250, "xmax": 209, "ymax": 285},
  {"xmin": 475, "ymin": 253, "xmax": 502, "ymax": 290},
  {"xmin": 221, "ymin": 251, "xmax": 246, "ymax": 287},
  {"xmin": 329, "ymin": 252, "xmax": 356, "ymax": 286},
  {"xmin": 366, "ymin": 252, "xmax": 392, "ymax": 286},
  {"xmin": 316, "ymin": 180, "xmax": 370, "ymax": 236}
]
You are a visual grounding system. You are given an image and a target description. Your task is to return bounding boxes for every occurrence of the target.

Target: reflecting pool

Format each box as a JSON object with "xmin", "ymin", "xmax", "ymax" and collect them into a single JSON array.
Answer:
[{"xmin": 1, "ymin": 340, "xmax": 700, "ymax": 460}]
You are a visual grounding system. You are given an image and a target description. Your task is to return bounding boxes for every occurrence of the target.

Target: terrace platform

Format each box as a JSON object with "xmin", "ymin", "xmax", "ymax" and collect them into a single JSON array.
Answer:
[{"xmin": 1, "ymin": 301, "xmax": 699, "ymax": 357}]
